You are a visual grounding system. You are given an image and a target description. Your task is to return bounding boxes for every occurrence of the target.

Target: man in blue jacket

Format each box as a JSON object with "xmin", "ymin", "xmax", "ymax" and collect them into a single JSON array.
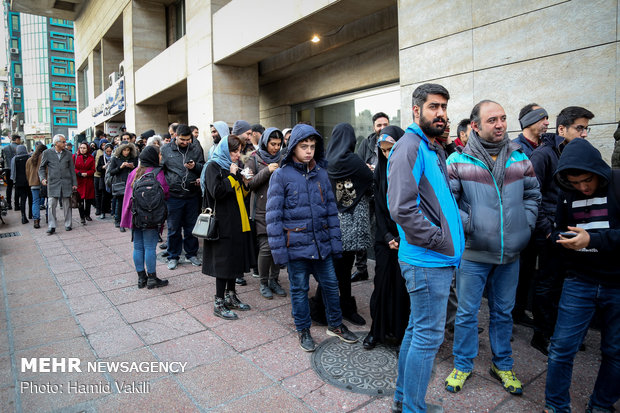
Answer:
[
  {"xmin": 387, "ymin": 83, "xmax": 464, "ymax": 413},
  {"xmin": 266, "ymin": 124, "xmax": 358, "ymax": 353},
  {"xmin": 543, "ymin": 139, "xmax": 620, "ymax": 413},
  {"xmin": 445, "ymin": 100, "xmax": 540, "ymax": 396}
]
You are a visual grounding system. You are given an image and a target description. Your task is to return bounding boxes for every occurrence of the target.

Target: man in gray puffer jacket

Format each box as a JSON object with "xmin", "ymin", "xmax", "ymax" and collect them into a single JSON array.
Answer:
[{"xmin": 444, "ymin": 100, "xmax": 540, "ymax": 396}]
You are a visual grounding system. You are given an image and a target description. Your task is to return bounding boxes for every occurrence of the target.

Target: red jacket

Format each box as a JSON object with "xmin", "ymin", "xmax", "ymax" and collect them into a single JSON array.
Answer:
[{"xmin": 74, "ymin": 154, "xmax": 95, "ymax": 200}]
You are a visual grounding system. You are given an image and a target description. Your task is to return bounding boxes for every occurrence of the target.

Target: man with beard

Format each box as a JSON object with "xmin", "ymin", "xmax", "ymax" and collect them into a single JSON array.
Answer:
[
  {"xmin": 445, "ymin": 101, "xmax": 540, "ymax": 396},
  {"xmin": 232, "ymin": 120, "xmax": 253, "ymax": 158},
  {"xmin": 207, "ymin": 121, "xmax": 229, "ymax": 160},
  {"xmin": 387, "ymin": 84, "xmax": 464, "ymax": 413}
]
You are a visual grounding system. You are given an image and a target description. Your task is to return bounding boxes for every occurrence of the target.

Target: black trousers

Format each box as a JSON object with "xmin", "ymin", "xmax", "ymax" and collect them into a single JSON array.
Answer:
[
  {"xmin": 532, "ymin": 237, "xmax": 564, "ymax": 338},
  {"xmin": 514, "ymin": 236, "xmax": 537, "ymax": 315},
  {"xmin": 15, "ymin": 186, "xmax": 29, "ymax": 217},
  {"xmin": 3, "ymin": 172, "xmax": 13, "ymax": 204}
]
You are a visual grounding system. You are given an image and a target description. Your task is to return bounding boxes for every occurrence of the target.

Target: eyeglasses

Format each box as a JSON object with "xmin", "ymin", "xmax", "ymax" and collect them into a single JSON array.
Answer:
[{"xmin": 571, "ymin": 125, "xmax": 591, "ymax": 134}]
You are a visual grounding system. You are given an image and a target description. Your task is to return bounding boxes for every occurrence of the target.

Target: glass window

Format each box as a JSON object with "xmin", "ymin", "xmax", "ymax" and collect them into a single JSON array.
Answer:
[
  {"xmin": 293, "ymin": 84, "xmax": 401, "ymax": 148},
  {"xmin": 11, "ymin": 14, "xmax": 19, "ymax": 31},
  {"xmin": 11, "ymin": 39, "xmax": 18, "ymax": 48},
  {"xmin": 13, "ymin": 63, "xmax": 22, "ymax": 74}
]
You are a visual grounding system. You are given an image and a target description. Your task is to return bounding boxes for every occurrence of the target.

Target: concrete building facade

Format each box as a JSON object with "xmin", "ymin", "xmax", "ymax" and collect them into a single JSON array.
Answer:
[{"xmin": 11, "ymin": 0, "xmax": 619, "ymax": 162}]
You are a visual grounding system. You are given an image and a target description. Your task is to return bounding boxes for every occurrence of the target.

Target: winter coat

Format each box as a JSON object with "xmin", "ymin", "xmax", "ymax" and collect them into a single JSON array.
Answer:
[
  {"xmin": 356, "ymin": 132, "xmax": 378, "ymax": 166},
  {"xmin": 120, "ymin": 167, "xmax": 169, "ymax": 230},
  {"xmin": 266, "ymin": 124, "xmax": 343, "ymax": 266},
  {"xmin": 1, "ymin": 142, "xmax": 18, "ymax": 171},
  {"xmin": 202, "ymin": 161, "xmax": 255, "ymax": 279},
  {"xmin": 553, "ymin": 138, "xmax": 620, "ymax": 287},
  {"xmin": 25, "ymin": 154, "xmax": 42, "ymax": 187},
  {"xmin": 529, "ymin": 133, "xmax": 566, "ymax": 238},
  {"xmin": 387, "ymin": 122, "xmax": 464, "ymax": 268},
  {"xmin": 246, "ymin": 152, "xmax": 274, "ymax": 236},
  {"xmin": 161, "ymin": 140, "xmax": 205, "ymax": 199},
  {"xmin": 512, "ymin": 133, "xmax": 539, "ymax": 158},
  {"xmin": 38, "ymin": 148, "xmax": 77, "ymax": 198},
  {"xmin": 11, "ymin": 146, "xmax": 29, "ymax": 188},
  {"xmin": 108, "ymin": 143, "xmax": 138, "ymax": 193},
  {"xmin": 447, "ymin": 140, "xmax": 541, "ymax": 264},
  {"xmin": 74, "ymin": 154, "xmax": 95, "ymax": 200},
  {"xmin": 96, "ymin": 154, "xmax": 112, "ymax": 191},
  {"xmin": 612, "ymin": 121, "xmax": 620, "ymax": 169}
]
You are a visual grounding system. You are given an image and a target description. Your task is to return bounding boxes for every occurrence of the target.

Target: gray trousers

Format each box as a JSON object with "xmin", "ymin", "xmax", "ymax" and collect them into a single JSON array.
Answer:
[
  {"xmin": 48, "ymin": 197, "xmax": 72, "ymax": 229},
  {"xmin": 257, "ymin": 234, "xmax": 279, "ymax": 284}
]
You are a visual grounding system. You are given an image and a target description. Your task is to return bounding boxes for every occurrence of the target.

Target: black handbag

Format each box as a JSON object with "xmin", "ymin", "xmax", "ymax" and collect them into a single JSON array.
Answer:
[{"xmin": 111, "ymin": 181, "xmax": 126, "ymax": 197}]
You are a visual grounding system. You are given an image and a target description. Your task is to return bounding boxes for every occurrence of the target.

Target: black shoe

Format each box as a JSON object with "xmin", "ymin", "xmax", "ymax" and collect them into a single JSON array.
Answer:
[
  {"xmin": 326, "ymin": 324, "xmax": 358, "ymax": 343},
  {"xmin": 80, "ymin": 218, "xmax": 86, "ymax": 225},
  {"xmin": 391, "ymin": 400, "xmax": 403, "ymax": 413},
  {"xmin": 114, "ymin": 222, "xmax": 120, "ymax": 228},
  {"xmin": 119, "ymin": 227, "xmax": 126, "ymax": 232},
  {"xmin": 268, "ymin": 279, "xmax": 287, "ymax": 297},
  {"xmin": 137, "ymin": 271, "xmax": 147, "ymax": 289},
  {"xmin": 579, "ymin": 343, "xmax": 586, "ymax": 352},
  {"xmin": 147, "ymin": 273, "xmax": 169, "ymax": 289},
  {"xmin": 298, "ymin": 328, "xmax": 316, "ymax": 352},
  {"xmin": 478, "ymin": 327, "xmax": 484, "ymax": 335},
  {"xmin": 65, "ymin": 226, "xmax": 72, "ymax": 231},
  {"xmin": 85, "ymin": 216, "xmax": 92, "ymax": 222},
  {"xmin": 159, "ymin": 242, "xmax": 167, "ymax": 249},
  {"xmin": 351, "ymin": 270, "xmax": 369, "ymax": 282},
  {"xmin": 225, "ymin": 290, "xmax": 251, "ymax": 311},
  {"xmin": 21, "ymin": 216, "xmax": 29, "ymax": 224},
  {"xmin": 363, "ymin": 333, "xmax": 377, "ymax": 350},
  {"xmin": 513, "ymin": 311, "xmax": 535, "ymax": 329},
  {"xmin": 33, "ymin": 219, "xmax": 40, "ymax": 229},
  {"xmin": 343, "ymin": 312, "xmax": 366, "ymax": 326},
  {"xmin": 235, "ymin": 277, "xmax": 247, "ymax": 286},
  {"xmin": 14, "ymin": 205, "xmax": 19, "ymax": 212},
  {"xmin": 46, "ymin": 227, "xmax": 55, "ymax": 235},
  {"xmin": 161, "ymin": 251, "xmax": 169, "ymax": 258},
  {"xmin": 530, "ymin": 332, "xmax": 550, "ymax": 356},
  {"xmin": 214, "ymin": 296, "xmax": 238, "ymax": 320}
]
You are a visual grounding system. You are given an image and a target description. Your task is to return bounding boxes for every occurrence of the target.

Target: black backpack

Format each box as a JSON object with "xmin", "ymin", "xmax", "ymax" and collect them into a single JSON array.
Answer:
[{"xmin": 131, "ymin": 167, "xmax": 167, "ymax": 229}]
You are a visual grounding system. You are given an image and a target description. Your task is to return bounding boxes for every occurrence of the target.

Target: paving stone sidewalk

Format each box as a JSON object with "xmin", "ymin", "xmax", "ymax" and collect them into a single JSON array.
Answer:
[{"xmin": 0, "ymin": 208, "xmax": 617, "ymax": 413}]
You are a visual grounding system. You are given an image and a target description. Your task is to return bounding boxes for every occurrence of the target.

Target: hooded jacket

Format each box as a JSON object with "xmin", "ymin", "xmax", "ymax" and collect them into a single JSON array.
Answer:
[
  {"xmin": 10, "ymin": 146, "xmax": 29, "ymax": 187},
  {"xmin": 529, "ymin": 133, "xmax": 566, "ymax": 238},
  {"xmin": 265, "ymin": 124, "xmax": 342, "ymax": 265},
  {"xmin": 108, "ymin": 142, "xmax": 138, "ymax": 189},
  {"xmin": 447, "ymin": 132, "xmax": 540, "ymax": 264},
  {"xmin": 387, "ymin": 122, "xmax": 464, "ymax": 268},
  {"xmin": 161, "ymin": 138, "xmax": 205, "ymax": 198},
  {"xmin": 553, "ymin": 138, "xmax": 620, "ymax": 287}
]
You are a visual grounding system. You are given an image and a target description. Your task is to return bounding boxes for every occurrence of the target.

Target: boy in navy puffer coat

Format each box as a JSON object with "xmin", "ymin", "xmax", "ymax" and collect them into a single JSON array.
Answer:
[{"xmin": 266, "ymin": 124, "xmax": 358, "ymax": 352}]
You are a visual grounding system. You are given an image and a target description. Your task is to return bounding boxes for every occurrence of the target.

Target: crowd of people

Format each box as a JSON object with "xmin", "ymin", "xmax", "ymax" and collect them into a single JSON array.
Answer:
[{"xmin": 1, "ymin": 84, "xmax": 619, "ymax": 413}]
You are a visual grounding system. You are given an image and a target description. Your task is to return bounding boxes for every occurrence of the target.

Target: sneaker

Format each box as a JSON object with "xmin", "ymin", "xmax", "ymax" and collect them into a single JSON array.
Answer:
[
  {"xmin": 490, "ymin": 364, "xmax": 523, "ymax": 395},
  {"xmin": 445, "ymin": 368, "xmax": 471, "ymax": 393},
  {"xmin": 225, "ymin": 290, "xmax": 251, "ymax": 311},
  {"xmin": 326, "ymin": 324, "xmax": 358, "ymax": 343},
  {"xmin": 159, "ymin": 242, "xmax": 167, "ymax": 250},
  {"xmin": 268, "ymin": 279, "xmax": 287, "ymax": 297},
  {"xmin": 542, "ymin": 405, "xmax": 557, "ymax": 413},
  {"xmin": 235, "ymin": 277, "xmax": 247, "ymax": 286},
  {"xmin": 252, "ymin": 270, "xmax": 260, "ymax": 278},
  {"xmin": 259, "ymin": 283, "xmax": 273, "ymax": 300},
  {"xmin": 298, "ymin": 328, "xmax": 316, "ymax": 352},
  {"xmin": 187, "ymin": 256, "xmax": 201, "ymax": 266},
  {"xmin": 585, "ymin": 402, "xmax": 614, "ymax": 413},
  {"xmin": 167, "ymin": 259, "xmax": 178, "ymax": 270}
]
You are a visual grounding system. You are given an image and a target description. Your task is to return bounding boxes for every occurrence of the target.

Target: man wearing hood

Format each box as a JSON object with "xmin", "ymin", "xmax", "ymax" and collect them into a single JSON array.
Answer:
[
  {"xmin": 266, "ymin": 124, "xmax": 358, "ymax": 353},
  {"xmin": 529, "ymin": 106, "xmax": 595, "ymax": 355},
  {"xmin": 543, "ymin": 139, "xmax": 620, "ymax": 413},
  {"xmin": 207, "ymin": 121, "xmax": 228, "ymax": 161},
  {"xmin": 445, "ymin": 100, "xmax": 540, "ymax": 396},
  {"xmin": 39, "ymin": 134, "xmax": 78, "ymax": 234}
]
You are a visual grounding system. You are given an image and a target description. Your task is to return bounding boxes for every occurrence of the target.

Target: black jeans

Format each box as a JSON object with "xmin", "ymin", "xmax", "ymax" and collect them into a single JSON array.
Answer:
[{"xmin": 532, "ymin": 237, "xmax": 564, "ymax": 338}]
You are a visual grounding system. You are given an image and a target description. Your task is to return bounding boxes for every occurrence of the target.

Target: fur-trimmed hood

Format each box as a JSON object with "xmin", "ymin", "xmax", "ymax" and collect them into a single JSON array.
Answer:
[{"xmin": 113, "ymin": 142, "xmax": 138, "ymax": 159}]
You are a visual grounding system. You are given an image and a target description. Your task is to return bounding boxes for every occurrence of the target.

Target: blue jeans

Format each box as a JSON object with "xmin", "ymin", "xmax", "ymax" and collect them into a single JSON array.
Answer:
[
  {"xmin": 287, "ymin": 257, "xmax": 342, "ymax": 331},
  {"xmin": 132, "ymin": 228, "xmax": 159, "ymax": 274},
  {"xmin": 545, "ymin": 277, "xmax": 620, "ymax": 413},
  {"xmin": 394, "ymin": 262, "xmax": 454, "ymax": 413},
  {"xmin": 31, "ymin": 188, "xmax": 40, "ymax": 220},
  {"xmin": 453, "ymin": 259, "xmax": 518, "ymax": 373},
  {"xmin": 166, "ymin": 196, "xmax": 200, "ymax": 260}
]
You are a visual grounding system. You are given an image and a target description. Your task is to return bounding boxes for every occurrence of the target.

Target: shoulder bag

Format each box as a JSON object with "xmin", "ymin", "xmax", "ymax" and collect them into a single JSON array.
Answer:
[{"xmin": 192, "ymin": 195, "xmax": 219, "ymax": 241}]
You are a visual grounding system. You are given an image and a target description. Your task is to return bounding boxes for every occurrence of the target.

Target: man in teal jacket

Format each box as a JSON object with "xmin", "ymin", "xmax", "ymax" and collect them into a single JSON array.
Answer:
[
  {"xmin": 445, "ymin": 100, "xmax": 540, "ymax": 396},
  {"xmin": 387, "ymin": 83, "xmax": 464, "ymax": 413}
]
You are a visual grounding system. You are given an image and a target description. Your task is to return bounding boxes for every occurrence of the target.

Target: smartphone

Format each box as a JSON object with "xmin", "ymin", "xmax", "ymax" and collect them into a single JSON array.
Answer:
[{"xmin": 559, "ymin": 232, "xmax": 577, "ymax": 238}]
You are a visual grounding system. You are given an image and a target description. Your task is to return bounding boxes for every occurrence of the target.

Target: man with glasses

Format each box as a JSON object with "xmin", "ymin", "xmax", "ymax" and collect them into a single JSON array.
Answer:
[
  {"xmin": 38, "ymin": 134, "xmax": 77, "ymax": 235},
  {"xmin": 529, "ymin": 106, "xmax": 595, "ymax": 356}
]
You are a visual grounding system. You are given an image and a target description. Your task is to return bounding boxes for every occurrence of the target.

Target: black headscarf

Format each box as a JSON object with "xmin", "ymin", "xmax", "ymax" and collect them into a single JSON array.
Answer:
[
  {"xmin": 326, "ymin": 123, "xmax": 373, "ymax": 212},
  {"xmin": 374, "ymin": 125, "xmax": 405, "ymax": 243},
  {"xmin": 139, "ymin": 145, "xmax": 160, "ymax": 168},
  {"xmin": 257, "ymin": 127, "xmax": 283, "ymax": 164}
]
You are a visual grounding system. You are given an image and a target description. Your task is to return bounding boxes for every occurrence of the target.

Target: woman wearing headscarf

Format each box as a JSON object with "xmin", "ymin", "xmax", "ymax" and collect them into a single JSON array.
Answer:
[
  {"xmin": 96, "ymin": 143, "xmax": 113, "ymax": 219},
  {"xmin": 246, "ymin": 127, "xmax": 286, "ymax": 300},
  {"xmin": 74, "ymin": 142, "xmax": 96, "ymax": 225},
  {"xmin": 310, "ymin": 123, "xmax": 373, "ymax": 326},
  {"xmin": 10, "ymin": 145, "xmax": 30, "ymax": 224},
  {"xmin": 26, "ymin": 143, "xmax": 46, "ymax": 228},
  {"xmin": 93, "ymin": 138, "xmax": 109, "ymax": 217},
  {"xmin": 363, "ymin": 125, "xmax": 410, "ymax": 350},
  {"xmin": 108, "ymin": 141, "xmax": 138, "ymax": 231},
  {"xmin": 202, "ymin": 135, "xmax": 255, "ymax": 320},
  {"xmin": 121, "ymin": 145, "xmax": 170, "ymax": 289}
]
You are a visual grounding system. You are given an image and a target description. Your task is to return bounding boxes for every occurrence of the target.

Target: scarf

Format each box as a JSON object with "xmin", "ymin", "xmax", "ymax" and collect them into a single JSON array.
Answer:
[
  {"xmin": 227, "ymin": 175, "xmax": 251, "ymax": 232},
  {"xmin": 257, "ymin": 127, "xmax": 283, "ymax": 164},
  {"xmin": 467, "ymin": 130, "xmax": 511, "ymax": 193},
  {"xmin": 326, "ymin": 123, "xmax": 373, "ymax": 213}
]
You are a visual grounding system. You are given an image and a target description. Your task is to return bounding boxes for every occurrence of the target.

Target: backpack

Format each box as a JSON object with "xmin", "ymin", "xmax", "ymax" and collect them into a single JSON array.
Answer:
[{"xmin": 131, "ymin": 167, "xmax": 167, "ymax": 229}]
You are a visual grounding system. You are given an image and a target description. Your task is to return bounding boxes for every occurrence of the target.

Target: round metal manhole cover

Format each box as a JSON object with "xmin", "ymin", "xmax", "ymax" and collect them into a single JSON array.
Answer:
[{"xmin": 311, "ymin": 332, "xmax": 399, "ymax": 396}]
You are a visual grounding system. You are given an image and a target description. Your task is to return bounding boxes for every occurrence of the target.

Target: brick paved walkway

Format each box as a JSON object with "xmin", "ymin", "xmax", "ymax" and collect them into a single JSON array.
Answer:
[{"xmin": 0, "ymin": 207, "xmax": 617, "ymax": 412}]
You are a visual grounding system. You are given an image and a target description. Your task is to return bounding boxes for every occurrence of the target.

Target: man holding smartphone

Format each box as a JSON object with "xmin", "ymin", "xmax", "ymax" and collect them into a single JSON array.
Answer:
[
  {"xmin": 161, "ymin": 124, "xmax": 205, "ymax": 270},
  {"xmin": 542, "ymin": 138, "xmax": 620, "ymax": 413}
]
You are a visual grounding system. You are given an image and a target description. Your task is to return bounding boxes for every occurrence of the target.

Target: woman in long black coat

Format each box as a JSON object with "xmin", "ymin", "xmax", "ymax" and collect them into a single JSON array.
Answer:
[
  {"xmin": 202, "ymin": 135, "xmax": 256, "ymax": 320},
  {"xmin": 363, "ymin": 125, "xmax": 410, "ymax": 350}
]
